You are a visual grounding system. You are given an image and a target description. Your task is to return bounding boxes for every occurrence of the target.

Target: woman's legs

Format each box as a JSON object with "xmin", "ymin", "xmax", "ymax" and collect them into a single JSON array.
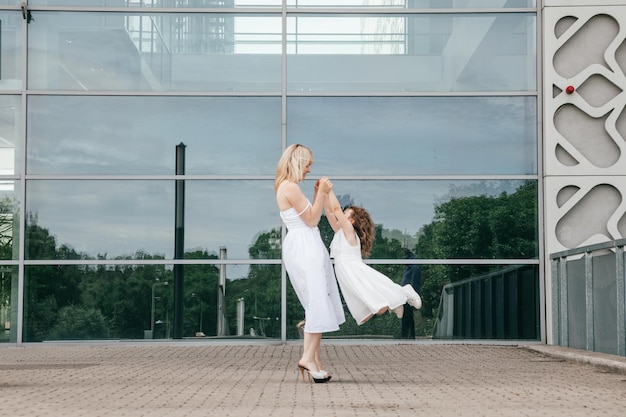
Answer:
[
  {"xmin": 300, "ymin": 332, "xmax": 331, "ymax": 382},
  {"xmin": 314, "ymin": 338, "xmax": 324, "ymax": 372},
  {"xmin": 300, "ymin": 332, "xmax": 322, "ymax": 372}
]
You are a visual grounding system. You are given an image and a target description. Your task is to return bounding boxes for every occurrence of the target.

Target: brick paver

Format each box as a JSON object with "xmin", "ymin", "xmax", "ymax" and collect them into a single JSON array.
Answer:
[{"xmin": 1, "ymin": 342, "xmax": 625, "ymax": 417}]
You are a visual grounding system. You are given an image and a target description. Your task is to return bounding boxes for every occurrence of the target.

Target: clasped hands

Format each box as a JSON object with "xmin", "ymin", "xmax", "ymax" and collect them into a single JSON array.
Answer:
[{"xmin": 314, "ymin": 177, "xmax": 333, "ymax": 194}]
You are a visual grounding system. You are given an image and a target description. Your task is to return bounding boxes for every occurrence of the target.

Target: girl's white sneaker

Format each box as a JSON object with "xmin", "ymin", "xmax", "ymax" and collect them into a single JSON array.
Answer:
[{"xmin": 403, "ymin": 285, "xmax": 422, "ymax": 309}]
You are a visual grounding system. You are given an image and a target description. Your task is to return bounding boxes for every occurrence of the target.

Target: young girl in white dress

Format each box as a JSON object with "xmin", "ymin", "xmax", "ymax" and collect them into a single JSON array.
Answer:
[{"xmin": 323, "ymin": 189, "xmax": 422, "ymax": 325}]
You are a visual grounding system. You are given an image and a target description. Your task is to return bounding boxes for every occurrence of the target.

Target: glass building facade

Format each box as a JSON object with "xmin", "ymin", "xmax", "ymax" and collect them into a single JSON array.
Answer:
[{"xmin": 0, "ymin": 1, "xmax": 540, "ymax": 343}]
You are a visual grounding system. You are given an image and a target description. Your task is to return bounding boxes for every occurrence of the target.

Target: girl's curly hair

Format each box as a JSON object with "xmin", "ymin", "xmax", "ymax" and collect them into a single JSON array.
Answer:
[{"xmin": 348, "ymin": 205, "xmax": 375, "ymax": 258}]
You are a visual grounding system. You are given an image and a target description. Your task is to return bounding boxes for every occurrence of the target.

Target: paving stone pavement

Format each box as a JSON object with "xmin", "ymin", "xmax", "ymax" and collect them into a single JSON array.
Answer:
[{"xmin": 1, "ymin": 341, "xmax": 626, "ymax": 417}]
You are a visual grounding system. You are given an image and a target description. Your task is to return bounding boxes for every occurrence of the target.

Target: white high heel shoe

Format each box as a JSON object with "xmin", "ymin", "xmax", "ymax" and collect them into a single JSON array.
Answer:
[{"xmin": 298, "ymin": 365, "xmax": 332, "ymax": 383}]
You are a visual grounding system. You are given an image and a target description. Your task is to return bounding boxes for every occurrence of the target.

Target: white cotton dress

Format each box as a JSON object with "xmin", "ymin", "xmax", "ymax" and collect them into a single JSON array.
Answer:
[
  {"xmin": 330, "ymin": 229, "xmax": 407, "ymax": 325},
  {"xmin": 280, "ymin": 203, "xmax": 345, "ymax": 333}
]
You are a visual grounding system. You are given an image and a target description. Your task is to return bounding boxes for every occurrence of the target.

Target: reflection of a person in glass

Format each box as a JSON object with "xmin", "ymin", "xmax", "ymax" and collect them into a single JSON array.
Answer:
[{"xmin": 400, "ymin": 249, "xmax": 422, "ymax": 339}]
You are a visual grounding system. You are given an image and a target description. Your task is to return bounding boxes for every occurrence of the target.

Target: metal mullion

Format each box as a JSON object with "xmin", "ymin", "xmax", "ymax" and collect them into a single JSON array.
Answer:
[
  {"xmin": 362, "ymin": 259, "xmax": 540, "ymax": 266},
  {"xmin": 16, "ymin": 4, "xmax": 29, "ymax": 346},
  {"xmin": 25, "ymin": 6, "xmax": 277, "ymax": 14},
  {"xmin": 535, "ymin": 0, "xmax": 546, "ymax": 345},
  {"xmin": 280, "ymin": 0, "xmax": 287, "ymax": 345},
  {"xmin": 23, "ymin": 175, "xmax": 275, "ymax": 180},
  {"xmin": 23, "ymin": 258, "xmax": 282, "ymax": 266},
  {"xmin": 286, "ymin": 91, "xmax": 538, "ymax": 97},
  {"xmin": 20, "ymin": 6, "xmax": 539, "ymax": 15},
  {"xmin": 24, "ymin": 90, "xmax": 282, "ymax": 97},
  {"xmin": 286, "ymin": 8, "xmax": 538, "ymax": 15}
]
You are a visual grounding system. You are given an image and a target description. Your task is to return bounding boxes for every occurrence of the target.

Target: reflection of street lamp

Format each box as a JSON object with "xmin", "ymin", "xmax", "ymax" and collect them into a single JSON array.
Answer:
[{"xmin": 151, "ymin": 281, "xmax": 169, "ymax": 339}]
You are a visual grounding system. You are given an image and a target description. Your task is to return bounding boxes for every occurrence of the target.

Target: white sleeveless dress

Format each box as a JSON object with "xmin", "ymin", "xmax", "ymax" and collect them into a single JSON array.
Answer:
[
  {"xmin": 330, "ymin": 229, "xmax": 407, "ymax": 325},
  {"xmin": 280, "ymin": 203, "xmax": 345, "ymax": 333}
]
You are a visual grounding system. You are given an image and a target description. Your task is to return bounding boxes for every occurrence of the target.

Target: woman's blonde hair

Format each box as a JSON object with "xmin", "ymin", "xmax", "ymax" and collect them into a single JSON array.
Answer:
[
  {"xmin": 274, "ymin": 144, "xmax": 314, "ymax": 191},
  {"xmin": 348, "ymin": 206, "xmax": 375, "ymax": 258}
]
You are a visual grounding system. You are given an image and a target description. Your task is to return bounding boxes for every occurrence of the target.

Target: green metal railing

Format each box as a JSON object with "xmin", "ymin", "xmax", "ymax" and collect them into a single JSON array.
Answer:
[{"xmin": 433, "ymin": 265, "xmax": 540, "ymax": 340}]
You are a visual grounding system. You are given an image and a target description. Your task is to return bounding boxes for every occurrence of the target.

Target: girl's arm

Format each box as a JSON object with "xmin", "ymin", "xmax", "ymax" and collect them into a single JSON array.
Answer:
[
  {"xmin": 324, "ymin": 189, "xmax": 341, "ymax": 233},
  {"xmin": 325, "ymin": 190, "xmax": 355, "ymax": 243}
]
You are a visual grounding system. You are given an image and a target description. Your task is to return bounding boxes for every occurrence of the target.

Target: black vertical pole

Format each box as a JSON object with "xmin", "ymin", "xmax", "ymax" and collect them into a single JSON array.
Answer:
[{"xmin": 174, "ymin": 143, "xmax": 186, "ymax": 339}]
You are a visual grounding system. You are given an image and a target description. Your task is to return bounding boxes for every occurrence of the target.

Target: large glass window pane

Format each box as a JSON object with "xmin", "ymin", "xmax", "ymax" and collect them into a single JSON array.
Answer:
[
  {"xmin": 28, "ymin": 12, "xmax": 282, "ymax": 91},
  {"xmin": 226, "ymin": 263, "xmax": 281, "ymax": 338},
  {"xmin": 0, "ymin": 265, "xmax": 16, "ymax": 342},
  {"xmin": 309, "ymin": 179, "xmax": 539, "ymax": 260},
  {"xmin": 288, "ymin": 96, "xmax": 537, "ymax": 175},
  {"xmin": 25, "ymin": 180, "xmax": 279, "ymax": 261},
  {"xmin": 186, "ymin": 180, "xmax": 278, "ymax": 260},
  {"xmin": 23, "ymin": 262, "xmax": 280, "ymax": 342},
  {"xmin": 0, "ymin": 12, "xmax": 22, "ymax": 90},
  {"xmin": 0, "ymin": 181, "xmax": 19, "ymax": 261},
  {"xmin": 287, "ymin": 13, "xmax": 536, "ymax": 92},
  {"xmin": 27, "ymin": 95, "xmax": 281, "ymax": 175},
  {"xmin": 0, "ymin": 95, "xmax": 21, "ymax": 176}
]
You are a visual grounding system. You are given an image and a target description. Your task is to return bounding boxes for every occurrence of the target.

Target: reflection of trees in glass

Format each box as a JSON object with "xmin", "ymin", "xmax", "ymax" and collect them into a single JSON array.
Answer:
[
  {"xmin": 0, "ymin": 197, "xmax": 16, "ymax": 333},
  {"xmin": 48, "ymin": 305, "xmax": 108, "ymax": 339},
  {"xmin": 416, "ymin": 181, "xmax": 538, "ymax": 321},
  {"xmin": 21, "ymin": 181, "xmax": 537, "ymax": 341},
  {"xmin": 228, "ymin": 228, "xmax": 283, "ymax": 338},
  {"xmin": 0, "ymin": 197, "xmax": 14, "ymax": 261},
  {"xmin": 23, "ymin": 214, "xmax": 221, "ymax": 341},
  {"xmin": 182, "ymin": 250, "xmax": 220, "ymax": 337}
]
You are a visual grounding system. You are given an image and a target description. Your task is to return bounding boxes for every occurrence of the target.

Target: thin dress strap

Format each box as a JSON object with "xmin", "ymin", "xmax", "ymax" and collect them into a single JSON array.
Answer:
[{"xmin": 296, "ymin": 200, "xmax": 312, "ymax": 216}]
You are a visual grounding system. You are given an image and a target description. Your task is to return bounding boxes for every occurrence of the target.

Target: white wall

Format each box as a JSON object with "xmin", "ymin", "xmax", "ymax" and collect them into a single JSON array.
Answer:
[{"xmin": 543, "ymin": 3, "xmax": 626, "ymax": 343}]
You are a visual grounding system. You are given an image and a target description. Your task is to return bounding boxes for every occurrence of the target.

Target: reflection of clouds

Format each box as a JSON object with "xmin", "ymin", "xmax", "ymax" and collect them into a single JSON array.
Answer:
[
  {"xmin": 27, "ymin": 96, "xmax": 281, "ymax": 175},
  {"xmin": 29, "ymin": 96, "xmax": 535, "ymax": 176},
  {"xmin": 27, "ymin": 180, "xmax": 174, "ymax": 257},
  {"xmin": 26, "ymin": 179, "xmax": 278, "ymax": 261},
  {"xmin": 289, "ymin": 96, "xmax": 536, "ymax": 175},
  {"xmin": 185, "ymin": 181, "xmax": 278, "ymax": 259}
]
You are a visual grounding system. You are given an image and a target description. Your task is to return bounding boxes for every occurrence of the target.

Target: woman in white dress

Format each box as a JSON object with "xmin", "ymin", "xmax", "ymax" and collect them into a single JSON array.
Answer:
[
  {"xmin": 275, "ymin": 144, "xmax": 345, "ymax": 383},
  {"xmin": 324, "ymin": 189, "xmax": 422, "ymax": 325}
]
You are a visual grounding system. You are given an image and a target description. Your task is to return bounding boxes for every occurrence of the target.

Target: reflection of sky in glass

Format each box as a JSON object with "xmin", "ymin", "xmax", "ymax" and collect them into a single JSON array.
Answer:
[
  {"xmin": 27, "ymin": 96, "xmax": 281, "ymax": 175},
  {"xmin": 0, "ymin": 95, "xmax": 20, "ymax": 177},
  {"xmin": 26, "ymin": 180, "xmax": 175, "ymax": 258},
  {"xmin": 25, "ymin": 179, "xmax": 535, "ymax": 263},
  {"xmin": 317, "ymin": 179, "xmax": 534, "ymax": 240},
  {"xmin": 25, "ymin": 180, "xmax": 279, "ymax": 262},
  {"xmin": 26, "ymin": 10, "xmax": 535, "ymax": 92},
  {"xmin": 289, "ymin": 96, "xmax": 537, "ymax": 175},
  {"xmin": 185, "ymin": 181, "xmax": 278, "ymax": 259}
]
